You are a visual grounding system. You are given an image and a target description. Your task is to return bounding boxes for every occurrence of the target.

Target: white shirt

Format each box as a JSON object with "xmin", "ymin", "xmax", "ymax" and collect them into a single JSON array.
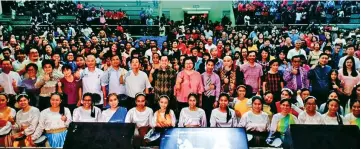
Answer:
[
  {"xmin": 73, "ymin": 106, "xmax": 102, "ymax": 122},
  {"xmin": 298, "ymin": 111, "xmax": 324, "ymax": 124},
  {"xmin": 32, "ymin": 108, "xmax": 72, "ymax": 140},
  {"xmin": 205, "ymin": 44, "xmax": 216, "ymax": 51},
  {"xmin": 296, "ymin": 12, "xmax": 302, "ymax": 21},
  {"xmin": 0, "ymin": 71, "xmax": 22, "ymax": 94},
  {"xmin": 14, "ymin": 107, "xmax": 40, "ymax": 135},
  {"xmin": 204, "ymin": 30, "xmax": 213, "ymax": 39},
  {"xmin": 100, "ymin": 108, "xmax": 117, "ymax": 122},
  {"xmin": 287, "ymin": 48, "xmax": 307, "ymax": 60},
  {"xmin": 178, "ymin": 107, "xmax": 207, "ymax": 127},
  {"xmin": 12, "ymin": 60, "xmax": 25, "ymax": 72},
  {"xmin": 80, "ymin": 68, "xmax": 104, "ymax": 105},
  {"xmin": 239, "ymin": 111, "xmax": 270, "ymax": 132},
  {"xmin": 322, "ymin": 113, "xmax": 348, "ymax": 125},
  {"xmin": 125, "ymin": 107, "xmax": 153, "ymax": 127},
  {"xmin": 210, "ymin": 108, "xmax": 238, "ymax": 127},
  {"xmin": 344, "ymin": 113, "xmax": 359, "ymax": 126},
  {"xmin": 338, "ymin": 56, "xmax": 360, "ymax": 69},
  {"xmin": 124, "ymin": 70, "xmax": 152, "ymax": 98},
  {"xmin": 144, "ymin": 49, "xmax": 162, "ymax": 63},
  {"xmin": 101, "ymin": 67, "xmax": 127, "ymax": 95}
]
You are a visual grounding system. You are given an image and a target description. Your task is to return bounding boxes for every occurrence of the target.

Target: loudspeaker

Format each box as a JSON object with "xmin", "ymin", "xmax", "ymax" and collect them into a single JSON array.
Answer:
[
  {"xmin": 290, "ymin": 124, "xmax": 360, "ymax": 149},
  {"xmin": 63, "ymin": 122, "xmax": 135, "ymax": 149}
]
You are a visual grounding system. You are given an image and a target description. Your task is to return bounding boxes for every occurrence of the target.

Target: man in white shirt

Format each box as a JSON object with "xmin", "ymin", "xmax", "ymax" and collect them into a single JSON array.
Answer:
[
  {"xmin": 0, "ymin": 59, "xmax": 22, "ymax": 108},
  {"xmin": 338, "ymin": 45, "xmax": 360, "ymax": 70},
  {"xmin": 124, "ymin": 57, "xmax": 152, "ymax": 109},
  {"xmin": 101, "ymin": 55, "xmax": 128, "ymax": 106},
  {"xmin": 205, "ymin": 37, "xmax": 216, "ymax": 52},
  {"xmin": 204, "ymin": 28, "xmax": 213, "ymax": 39},
  {"xmin": 145, "ymin": 46, "xmax": 162, "ymax": 63},
  {"xmin": 287, "ymin": 40, "xmax": 307, "ymax": 60},
  {"xmin": 80, "ymin": 55, "xmax": 104, "ymax": 109},
  {"xmin": 18, "ymin": 48, "xmax": 42, "ymax": 76}
]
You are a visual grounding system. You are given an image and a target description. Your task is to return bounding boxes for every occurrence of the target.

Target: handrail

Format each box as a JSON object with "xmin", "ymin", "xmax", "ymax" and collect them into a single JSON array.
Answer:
[
  {"xmin": 11, "ymin": 25, "xmax": 165, "ymax": 27},
  {"xmin": 234, "ymin": 24, "xmax": 360, "ymax": 26}
]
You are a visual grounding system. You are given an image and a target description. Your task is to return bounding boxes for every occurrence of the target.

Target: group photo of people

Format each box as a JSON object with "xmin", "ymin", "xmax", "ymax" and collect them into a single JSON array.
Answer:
[{"xmin": 0, "ymin": 0, "xmax": 359, "ymax": 148}]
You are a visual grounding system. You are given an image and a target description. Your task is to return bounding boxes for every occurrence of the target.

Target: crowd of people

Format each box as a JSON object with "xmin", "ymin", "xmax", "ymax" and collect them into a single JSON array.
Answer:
[
  {"xmin": 0, "ymin": 1, "xmax": 359, "ymax": 149},
  {"xmin": 11, "ymin": 1, "xmax": 77, "ymax": 25},
  {"xmin": 234, "ymin": 0, "xmax": 360, "ymax": 25}
]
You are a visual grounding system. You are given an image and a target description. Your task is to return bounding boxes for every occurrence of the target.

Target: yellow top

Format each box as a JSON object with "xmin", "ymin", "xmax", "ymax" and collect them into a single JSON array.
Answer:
[{"xmin": 234, "ymin": 98, "xmax": 251, "ymax": 117}]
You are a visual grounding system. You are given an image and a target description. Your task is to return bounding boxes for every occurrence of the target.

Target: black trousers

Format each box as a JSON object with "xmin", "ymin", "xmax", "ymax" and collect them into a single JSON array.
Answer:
[
  {"xmin": 39, "ymin": 96, "xmax": 51, "ymax": 111},
  {"xmin": 66, "ymin": 104, "xmax": 77, "ymax": 115},
  {"xmin": 176, "ymin": 101, "xmax": 188, "ymax": 119},
  {"xmin": 202, "ymin": 95, "xmax": 216, "ymax": 127},
  {"xmin": 312, "ymin": 91, "xmax": 329, "ymax": 107},
  {"xmin": 7, "ymin": 94, "xmax": 16, "ymax": 110},
  {"xmin": 125, "ymin": 97, "xmax": 136, "ymax": 111}
]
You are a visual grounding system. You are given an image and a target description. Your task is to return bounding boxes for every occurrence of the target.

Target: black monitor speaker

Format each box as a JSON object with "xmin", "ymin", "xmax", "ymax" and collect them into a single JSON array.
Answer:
[
  {"xmin": 290, "ymin": 124, "xmax": 360, "ymax": 149},
  {"xmin": 63, "ymin": 122, "xmax": 135, "ymax": 149}
]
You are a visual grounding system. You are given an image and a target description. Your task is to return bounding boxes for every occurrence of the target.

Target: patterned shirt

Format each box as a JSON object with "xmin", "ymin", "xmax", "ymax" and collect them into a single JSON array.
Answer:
[
  {"xmin": 152, "ymin": 68, "xmax": 177, "ymax": 103},
  {"xmin": 219, "ymin": 68, "xmax": 237, "ymax": 96},
  {"xmin": 263, "ymin": 71, "xmax": 283, "ymax": 93},
  {"xmin": 239, "ymin": 63, "xmax": 263, "ymax": 93}
]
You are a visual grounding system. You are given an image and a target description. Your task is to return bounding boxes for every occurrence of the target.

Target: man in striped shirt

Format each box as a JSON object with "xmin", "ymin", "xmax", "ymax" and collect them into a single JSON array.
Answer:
[{"xmin": 201, "ymin": 59, "xmax": 221, "ymax": 126}]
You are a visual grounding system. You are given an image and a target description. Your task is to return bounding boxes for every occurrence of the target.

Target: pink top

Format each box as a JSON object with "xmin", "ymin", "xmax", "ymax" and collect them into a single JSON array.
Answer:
[
  {"xmin": 174, "ymin": 71, "xmax": 204, "ymax": 103},
  {"xmin": 338, "ymin": 69, "xmax": 360, "ymax": 96}
]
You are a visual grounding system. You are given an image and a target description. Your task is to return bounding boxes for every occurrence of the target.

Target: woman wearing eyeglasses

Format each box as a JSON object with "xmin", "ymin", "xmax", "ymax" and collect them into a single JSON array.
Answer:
[
  {"xmin": 73, "ymin": 93, "xmax": 102, "ymax": 122},
  {"xmin": 174, "ymin": 57, "xmax": 204, "ymax": 110},
  {"xmin": 125, "ymin": 92, "xmax": 153, "ymax": 147},
  {"xmin": 298, "ymin": 96, "xmax": 324, "ymax": 124},
  {"xmin": 0, "ymin": 94, "xmax": 16, "ymax": 147},
  {"xmin": 100, "ymin": 93, "xmax": 127, "ymax": 123},
  {"xmin": 12, "ymin": 94, "xmax": 40, "ymax": 147},
  {"xmin": 31, "ymin": 93, "xmax": 72, "ymax": 148},
  {"xmin": 178, "ymin": 93, "xmax": 207, "ymax": 127}
]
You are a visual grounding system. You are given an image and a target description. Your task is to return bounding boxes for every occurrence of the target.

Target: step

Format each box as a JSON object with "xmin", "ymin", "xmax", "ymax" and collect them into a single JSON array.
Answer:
[
  {"xmin": 350, "ymin": 18, "xmax": 360, "ymax": 24},
  {"xmin": 350, "ymin": 14, "xmax": 359, "ymax": 19},
  {"xmin": 83, "ymin": 1, "xmax": 157, "ymax": 9}
]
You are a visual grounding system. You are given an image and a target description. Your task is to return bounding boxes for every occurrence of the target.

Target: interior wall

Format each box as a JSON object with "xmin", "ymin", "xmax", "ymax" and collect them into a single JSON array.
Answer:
[{"xmin": 160, "ymin": 1, "xmax": 232, "ymax": 22}]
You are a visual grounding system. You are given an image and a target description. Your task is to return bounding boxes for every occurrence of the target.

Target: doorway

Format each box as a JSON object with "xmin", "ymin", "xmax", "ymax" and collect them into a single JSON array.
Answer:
[{"xmin": 184, "ymin": 11, "xmax": 208, "ymax": 26}]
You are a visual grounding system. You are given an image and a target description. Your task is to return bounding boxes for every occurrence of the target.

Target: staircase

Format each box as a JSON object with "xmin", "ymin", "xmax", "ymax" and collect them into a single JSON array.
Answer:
[{"xmin": 83, "ymin": 1, "xmax": 159, "ymax": 20}]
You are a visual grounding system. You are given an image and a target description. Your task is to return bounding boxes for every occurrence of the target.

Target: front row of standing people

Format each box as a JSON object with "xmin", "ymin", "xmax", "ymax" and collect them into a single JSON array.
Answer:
[{"xmin": 0, "ymin": 85, "xmax": 359, "ymax": 148}]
